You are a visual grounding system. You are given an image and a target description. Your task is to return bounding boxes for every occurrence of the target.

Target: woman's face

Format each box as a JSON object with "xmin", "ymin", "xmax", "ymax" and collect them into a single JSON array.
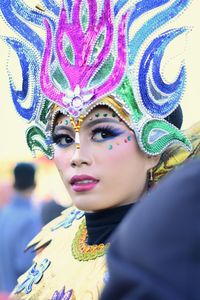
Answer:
[{"xmin": 53, "ymin": 106, "xmax": 158, "ymax": 211}]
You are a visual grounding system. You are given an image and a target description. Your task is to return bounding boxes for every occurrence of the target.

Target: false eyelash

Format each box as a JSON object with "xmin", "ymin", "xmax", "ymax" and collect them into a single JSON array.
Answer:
[
  {"xmin": 52, "ymin": 133, "xmax": 74, "ymax": 144},
  {"xmin": 91, "ymin": 125, "xmax": 125, "ymax": 142},
  {"xmin": 91, "ymin": 125, "xmax": 124, "ymax": 135}
]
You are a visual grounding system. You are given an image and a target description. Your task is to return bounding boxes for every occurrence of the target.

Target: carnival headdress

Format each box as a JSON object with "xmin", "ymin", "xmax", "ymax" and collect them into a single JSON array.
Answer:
[{"xmin": 0, "ymin": 0, "xmax": 192, "ymax": 158}]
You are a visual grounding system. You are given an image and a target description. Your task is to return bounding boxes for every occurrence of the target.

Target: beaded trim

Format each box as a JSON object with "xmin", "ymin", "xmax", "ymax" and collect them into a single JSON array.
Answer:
[
  {"xmin": 1, "ymin": 0, "xmax": 192, "ymax": 157},
  {"xmin": 71, "ymin": 219, "xmax": 109, "ymax": 261}
]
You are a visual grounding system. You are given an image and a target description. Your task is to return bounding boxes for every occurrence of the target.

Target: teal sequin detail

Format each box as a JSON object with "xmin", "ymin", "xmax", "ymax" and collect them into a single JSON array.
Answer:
[
  {"xmin": 80, "ymin": 2, "xmax": 89, "ymax": 33},
  {"xmin": 52, "ymin": 66, "xmax": 69, "ymax": 90},
  {"xmin": 51, "ymin": 209, "xmax": 84, "ymax": 231},
  {"xmin": 90, "ymin": 55, "xmax": 114, "ymax": 87},
  {"xmin": 112, "ymin": 112, "xmax": 117, "ymax": 117},
  {"xmin": 141, "ymin": 119, "xmax": 192, "ymax": 155},
  {"xmin": 40, "ymin": 99, "xmax": 51, "ymax": 125},
  {"xmin": 89, "ymin": 32, "xmax": 106, "ymax": 65},
  {"xmin": 26, "ymin": 126, "xmax": 54, "ymax": 159},
  {"xmin": 64, "ymin": 43, "xmax": 74, "ymax": 65},
  {"xmin": 14, "ymin": 258, "xmax": 51, "ymax": 295},
  {"xmin": 116, "ymin": 77, "xmax": 142, "ymax": 123}
]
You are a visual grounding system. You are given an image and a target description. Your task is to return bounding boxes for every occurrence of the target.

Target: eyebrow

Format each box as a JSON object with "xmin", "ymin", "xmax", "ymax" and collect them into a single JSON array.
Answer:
[
  {"xmin": 53, "ymin": 125, "xmax": 74, "ymax": 135},
  {"xmin": 84, "ymin": 117, "xmax": 122, "ymax": 128}
]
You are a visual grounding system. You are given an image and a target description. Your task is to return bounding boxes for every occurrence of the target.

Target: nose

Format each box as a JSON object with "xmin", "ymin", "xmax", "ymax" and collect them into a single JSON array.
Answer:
[{"xmin": 70, "ymin": 146, "xmax": 92, "ymax": 168}]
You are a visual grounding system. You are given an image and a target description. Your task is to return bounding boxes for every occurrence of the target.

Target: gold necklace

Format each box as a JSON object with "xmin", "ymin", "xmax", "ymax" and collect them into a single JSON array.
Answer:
[{"xmin": 72, "ymin": 219, "xmax": 109, "ymax": 261}]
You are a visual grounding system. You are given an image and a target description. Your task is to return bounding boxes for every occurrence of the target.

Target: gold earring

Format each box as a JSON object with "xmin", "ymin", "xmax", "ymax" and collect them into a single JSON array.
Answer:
[
  {"xmin": 149, "ymin": 169, "xmax": 153, "ymax": 181},
  {"xmin": 148, "ymin": 168, "xmax": 154, "ymax": 188}
]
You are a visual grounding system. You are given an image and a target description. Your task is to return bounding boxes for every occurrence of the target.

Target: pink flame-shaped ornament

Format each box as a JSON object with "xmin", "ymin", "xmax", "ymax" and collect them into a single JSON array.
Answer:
[{"xmin": 40, "ymin": 0, "xmax": 129, "ymax": 117}]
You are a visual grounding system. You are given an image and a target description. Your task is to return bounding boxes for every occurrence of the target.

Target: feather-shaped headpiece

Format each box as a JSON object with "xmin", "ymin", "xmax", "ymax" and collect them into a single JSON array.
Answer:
[{"xmin": 0, "ymin": 0, "xmax": 192, "ymax": 158}]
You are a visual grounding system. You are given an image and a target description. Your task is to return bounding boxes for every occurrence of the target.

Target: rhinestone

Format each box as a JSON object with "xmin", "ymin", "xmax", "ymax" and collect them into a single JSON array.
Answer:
[{"xmin": 71, "ymin": 96, "xmax": 83, "ymax": 110}]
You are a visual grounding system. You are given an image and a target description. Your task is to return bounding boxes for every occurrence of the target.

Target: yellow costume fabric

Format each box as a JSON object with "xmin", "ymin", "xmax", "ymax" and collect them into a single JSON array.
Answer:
[
  {"xmin": 154, "ymin": 121, "xmax": 200, "ymax": 183},
  {"xmin": 12, "ymin": 207, "xmax": 108, "ymax": 300}
]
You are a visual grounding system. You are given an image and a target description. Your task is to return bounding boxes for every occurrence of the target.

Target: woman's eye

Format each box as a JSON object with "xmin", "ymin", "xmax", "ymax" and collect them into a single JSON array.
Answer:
[
  {"xmin": 53, "ymin": 134, "xmax": 74, "ymax": 147},
  {"xmin": 92, "ymin": 127, "xmax": 123, "ymax": 142}
]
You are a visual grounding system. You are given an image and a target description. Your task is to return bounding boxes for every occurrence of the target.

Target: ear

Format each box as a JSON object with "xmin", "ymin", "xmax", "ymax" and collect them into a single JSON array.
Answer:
[{"xmin": 146, "ymin": 155, "xmax": 161, "ymax": 170}]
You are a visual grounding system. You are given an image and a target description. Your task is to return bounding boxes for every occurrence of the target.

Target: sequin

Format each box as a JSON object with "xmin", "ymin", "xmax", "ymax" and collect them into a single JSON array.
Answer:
[
  {"xmin": 52, "ymin": 209, "xmax": 84, "ymax": 231},
  {"xmin": 72, "ymin": 219, "xmax": 109, "ymax": 261},
  {"xmin": 1, "ymin": 0, "xmax": 192, "ymax": 158},
  {"xmin": 40, "ymin": 0, "xmax": 129, "ymax": 116},
  {"xmin": 26, "ymin": 126, "xmax": 54, "ymax": 159},
  {"xmin": 128, "ymin": 0, "xmax": 190, "ymax": 65},
  {"xmin": 0, "ymin": 0, "xmax": 44, "ymax": 56},
  {"xmin": 140, "ymin": 119, "xmax": 192, "ymax": 155},
  {"xmin": 4, "ymin": 37, "xmax": 40, "ymax": 121},
  {"xmin": 14, "ymin": 258, "xmax": 51, "ymax": 295},
  {"xmin": 139, "ymin": 28, "xmax": 186, "ymax": 118},
  {"xmin": 51, "ymin": 286, "xmax": 75, "ymax": 300}
]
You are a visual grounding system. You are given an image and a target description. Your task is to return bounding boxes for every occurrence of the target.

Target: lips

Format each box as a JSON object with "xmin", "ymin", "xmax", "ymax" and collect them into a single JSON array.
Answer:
[{"xmin": 70, "ymin": 175, "xmax": 99, "ymax": 192}]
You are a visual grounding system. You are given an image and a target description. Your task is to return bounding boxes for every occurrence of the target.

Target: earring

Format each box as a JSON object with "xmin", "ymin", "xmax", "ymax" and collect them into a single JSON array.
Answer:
[{"xmin": 148, "ymin": 168, "xmax": 154, "ymax": 188}]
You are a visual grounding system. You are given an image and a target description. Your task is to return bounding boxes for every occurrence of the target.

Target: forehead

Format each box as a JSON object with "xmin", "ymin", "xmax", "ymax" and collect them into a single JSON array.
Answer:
[{"xmin": 55, "ymin": 105, "xmax": 125, "ymax": 127}]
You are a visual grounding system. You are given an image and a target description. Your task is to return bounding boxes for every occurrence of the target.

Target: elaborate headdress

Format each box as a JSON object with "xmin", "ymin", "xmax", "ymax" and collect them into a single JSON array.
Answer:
[{"xmin": 0, "ymin": 0, "xmax": 192, "ymax": 158}]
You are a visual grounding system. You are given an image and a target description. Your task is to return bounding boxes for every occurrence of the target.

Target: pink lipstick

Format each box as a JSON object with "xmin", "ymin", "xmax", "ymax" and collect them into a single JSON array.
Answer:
[{"xmin": 70, "ymin": 175, "xmax": 99, "ymax": 192}]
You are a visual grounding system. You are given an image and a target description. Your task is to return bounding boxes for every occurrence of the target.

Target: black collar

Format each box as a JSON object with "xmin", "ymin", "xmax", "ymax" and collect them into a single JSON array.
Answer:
[{"xmin": 85, "ymin": 204, "xmax": 134, "ymax": 245}]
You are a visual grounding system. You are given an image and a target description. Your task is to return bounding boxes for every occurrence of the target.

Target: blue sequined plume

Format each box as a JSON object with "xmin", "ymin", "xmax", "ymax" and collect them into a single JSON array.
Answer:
[
  {"xmin": 4, "ymin": 37, "xmax": 41, "ymax": 121},
  {"xmin": 139, "ymin": 28, "xmax": 187, "ymax": 118}
]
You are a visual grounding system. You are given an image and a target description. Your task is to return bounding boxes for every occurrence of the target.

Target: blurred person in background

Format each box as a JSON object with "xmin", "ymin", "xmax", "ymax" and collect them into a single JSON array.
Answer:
[
  {"xmin": 0, "ymin": 162, "xmax": 42, "ymax": 294},
  {"xmin": 0, "ymin": 181, "xmax": 13, "ymax": 209},
  {"xmin": 41, "ymin": 198, "xmax": 66, "ymax": 226}
]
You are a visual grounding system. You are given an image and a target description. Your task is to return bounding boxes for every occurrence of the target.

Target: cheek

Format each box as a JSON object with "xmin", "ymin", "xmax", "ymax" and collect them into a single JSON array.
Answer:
[
  {"xmin": 98, "ymin": 133, "xmax": 137, "ymax": 161},
  {"xmin": 96, "ymin": 134, "xmax": 148, "ymax": 183},
  {"xmin": 53, "ymin": 148, "xmax": 72, "ymax": 179}
]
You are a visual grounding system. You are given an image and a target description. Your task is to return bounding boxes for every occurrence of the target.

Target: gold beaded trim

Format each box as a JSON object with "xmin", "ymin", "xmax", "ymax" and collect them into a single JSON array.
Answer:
[{"xmin": 72, "ymin": 219, "xmax": 109, "ymax": 261}]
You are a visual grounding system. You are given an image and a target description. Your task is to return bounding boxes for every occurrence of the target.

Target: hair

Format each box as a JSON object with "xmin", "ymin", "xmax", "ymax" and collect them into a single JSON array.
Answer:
[
  {"xmin": 165, "ymin": 105, "xmax": 183, "ymax": 129},
  {"xmin": 13, "ymin": 162, "xmax": 36, "ymax": 191}
]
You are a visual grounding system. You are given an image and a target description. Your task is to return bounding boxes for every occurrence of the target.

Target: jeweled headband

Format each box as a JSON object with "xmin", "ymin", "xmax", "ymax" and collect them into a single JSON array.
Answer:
[{"xmin": 0, "ymin": 0, "xmax": 192, "ymax": 158}]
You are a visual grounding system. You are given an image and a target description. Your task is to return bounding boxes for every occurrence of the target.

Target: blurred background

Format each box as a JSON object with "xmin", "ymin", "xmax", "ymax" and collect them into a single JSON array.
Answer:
[{"xmin": 0, "ymin": 0, "xmax": 200, "ymax": 208}]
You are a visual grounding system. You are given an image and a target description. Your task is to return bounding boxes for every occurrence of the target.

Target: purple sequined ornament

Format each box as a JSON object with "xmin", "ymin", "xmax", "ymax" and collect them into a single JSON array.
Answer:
[{"xmin": 51, "ymin": 286, "xmax": 73, "ymax": 300}]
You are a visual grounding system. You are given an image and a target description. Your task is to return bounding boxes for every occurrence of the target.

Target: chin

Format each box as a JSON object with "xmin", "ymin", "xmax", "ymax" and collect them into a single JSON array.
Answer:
[{"xmin": 72, "ymin": 198, "xmax": 102, "ymax": 212}]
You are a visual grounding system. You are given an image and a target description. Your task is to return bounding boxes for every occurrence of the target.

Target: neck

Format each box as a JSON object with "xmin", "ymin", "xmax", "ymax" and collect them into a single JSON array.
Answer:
[{"xmin": 85, "ymin": 203, "xmax": 134, "ymax": 245}]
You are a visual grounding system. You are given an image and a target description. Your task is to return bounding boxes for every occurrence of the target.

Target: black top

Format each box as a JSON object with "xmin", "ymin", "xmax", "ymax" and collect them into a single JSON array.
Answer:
[{"xmin": 85, "ymin": 204, "xmax": 134, "ymax": 245}]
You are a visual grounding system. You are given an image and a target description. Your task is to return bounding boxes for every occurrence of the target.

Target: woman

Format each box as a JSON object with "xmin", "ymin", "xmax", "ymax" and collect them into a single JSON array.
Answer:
[{"xmin": 0, "ymin": 0, "xmax": 194, "ymax": 299}]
